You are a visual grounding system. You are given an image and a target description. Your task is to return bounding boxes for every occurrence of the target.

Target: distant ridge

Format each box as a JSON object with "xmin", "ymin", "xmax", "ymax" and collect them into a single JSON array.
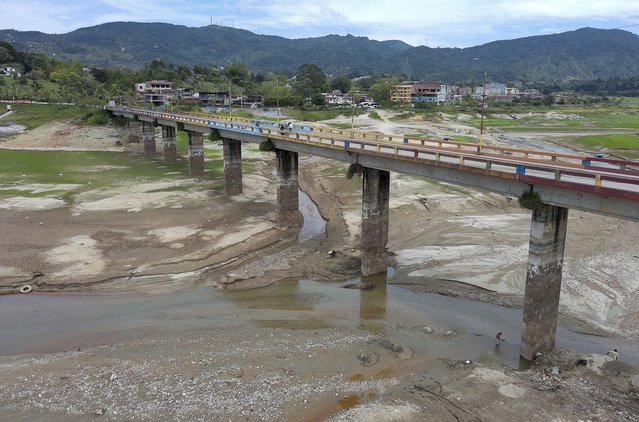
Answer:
[{"xmin": 2, "ymin": 23, "xmax": 638, "ymax": 83}]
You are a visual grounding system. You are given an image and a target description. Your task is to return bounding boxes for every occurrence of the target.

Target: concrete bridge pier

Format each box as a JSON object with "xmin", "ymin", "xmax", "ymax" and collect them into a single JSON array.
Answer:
[
  {"xmin": 187, "ymin": 131, "xmax": 204, "ymax": 176},
  {"xmin": 127, "ymin": 120, "xmax": 142, "ymax": 143},
  {"xmin": 361, "ymin": 167, "xmax": 390, "ymax": 276},
  {"xmin": 161, "ymin": 126, "xmax": 178, "ymax": 164},
  {"xmin": 275, "ymin": 149, "xmax": 301, "ymax": 227},
  {"xmin": 223, "ymin": 138, "xmax": 243, "ymax": 196},
  {"xmin": 142, "ymin": 121, "xmax": 156, "ymax": 156},
  {"xmin": 520, "ymin": 204, "xmax": 569, "ymax": 361}
]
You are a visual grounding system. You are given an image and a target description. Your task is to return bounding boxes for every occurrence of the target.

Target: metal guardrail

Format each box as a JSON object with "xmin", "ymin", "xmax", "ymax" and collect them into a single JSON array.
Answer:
[{"xmin": 108, "ymin": 107, "xmax": 639, "ymax": 200}]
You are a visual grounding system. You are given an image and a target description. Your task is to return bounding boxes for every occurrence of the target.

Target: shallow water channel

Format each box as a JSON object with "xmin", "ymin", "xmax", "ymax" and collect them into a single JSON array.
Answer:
[
  {"xmin": 2, "ymin": 189, "xmax": 637, "ymax": 368},
  {"xmin": 2, "ymin": 278, "xmax": 638, "ymax": 367}
]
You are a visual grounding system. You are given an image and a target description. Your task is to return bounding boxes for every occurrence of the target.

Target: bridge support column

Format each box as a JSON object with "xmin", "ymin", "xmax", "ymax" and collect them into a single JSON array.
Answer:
[
  {"xmin": 187, "ymin": 131, "xmax": 204, "ymax": 176},
  {"xmin": 161, "ymin": 126, "xmax": 177, "ymax": 164},
  {"xmin": 127, "ymin": 120, "xmax": 142, "ymax": 143},
  {"xmin": 361, "ymin": 167, "xmax": 390, "ymax": 276},
  {"xmin": 520, "ymin": 205, "xmax": 568, "ymax": 361},
  {"xmin": 275, "ymin": 149, "xmax": 301, "ymax": 226},
  {"xmin": 223, "ymin": 138, "xmax": 243, "ymax": 196},
  {"xmin": 142, "ymin": 121, "xmax": 156, "ymax": 156}
]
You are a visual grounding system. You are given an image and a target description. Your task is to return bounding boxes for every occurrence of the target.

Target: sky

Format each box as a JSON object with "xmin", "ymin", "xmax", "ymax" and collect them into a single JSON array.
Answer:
[{"xmin": 1, "ymin": 0, "xmax": 639, "ymax": 48}]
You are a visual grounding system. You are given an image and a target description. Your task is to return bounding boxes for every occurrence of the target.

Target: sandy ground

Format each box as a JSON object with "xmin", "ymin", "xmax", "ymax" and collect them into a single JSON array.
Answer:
[{"xmin": 1, "ymin": 112, "xmax": 638, "ymax": 421}]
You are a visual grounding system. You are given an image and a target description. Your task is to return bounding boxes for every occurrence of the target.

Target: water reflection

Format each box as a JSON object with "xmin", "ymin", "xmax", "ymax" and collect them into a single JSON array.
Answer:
[{"xmin": 359, "ymin": 274, "xmax": 388, "ymax": 322}]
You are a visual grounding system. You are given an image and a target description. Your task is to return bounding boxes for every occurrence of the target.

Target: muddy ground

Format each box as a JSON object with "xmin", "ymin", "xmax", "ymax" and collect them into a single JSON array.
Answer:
[{"xmin": 0, "ymin": 110, "xmax": 638, "ymax": 421}]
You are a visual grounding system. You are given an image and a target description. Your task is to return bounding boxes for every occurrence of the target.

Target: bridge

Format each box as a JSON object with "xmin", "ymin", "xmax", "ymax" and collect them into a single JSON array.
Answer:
[{"xmin": 107, "ymin": 106, "xmax": 639, "ymax": 361}]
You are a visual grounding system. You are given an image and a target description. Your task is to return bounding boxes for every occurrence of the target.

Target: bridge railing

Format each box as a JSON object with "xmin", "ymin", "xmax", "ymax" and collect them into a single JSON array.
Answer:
[{"xmin": 108, "ymin": 106, "xmax": 639, "ymax": 200}]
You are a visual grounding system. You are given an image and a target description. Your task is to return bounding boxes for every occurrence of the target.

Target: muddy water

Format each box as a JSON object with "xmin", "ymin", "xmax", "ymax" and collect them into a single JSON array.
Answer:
[{"xmin": 2, "ymin": 278, "xmax": 637, "ymax": 367}]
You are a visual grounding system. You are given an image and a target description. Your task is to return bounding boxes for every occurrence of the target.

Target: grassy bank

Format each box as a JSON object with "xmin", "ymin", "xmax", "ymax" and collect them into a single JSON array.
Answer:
[
  {"xmin": 573, "ymin": 134, "xmax": 639, "ymax": 149},
  {"xmin": 0, "ymin": 103, "xmax": 92, "ymax": 129}
]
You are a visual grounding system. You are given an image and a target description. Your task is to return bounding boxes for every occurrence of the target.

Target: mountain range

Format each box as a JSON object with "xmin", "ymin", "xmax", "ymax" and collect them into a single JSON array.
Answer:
[{"xmin": 2, "ymin": 22, "xmax": 639, "ymax": 84}]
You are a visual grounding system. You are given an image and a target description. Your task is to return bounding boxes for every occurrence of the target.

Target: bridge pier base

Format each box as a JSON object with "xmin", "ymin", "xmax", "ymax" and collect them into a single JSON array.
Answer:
[
  {"xmin": 361, "ymin": 167, "xmax": 390, "ymax": 276},
  {"xmin": 223, "ymin": 138, "xmax": 243, "ymax": 196},
  {"xmin": 142, "ymin": 122, "xmax": 156, "ymax": 156},
  {"xmin": 161, "ymin": 126, "xmax": 177, "ymax": 164},
  {"xmin": 187, "ymin": 131, "xmax": 204, "ymax": 176},
  {"xmin": 127, "ymin": 120, "xmax": 141, "ymax": 143},
  {"xmin": 276, "ymin": 149, "xmax": 301, "ymax": 227},
  {"xmin": 520, "ymin": 204, "xmax": 568, "ymax": 361}
]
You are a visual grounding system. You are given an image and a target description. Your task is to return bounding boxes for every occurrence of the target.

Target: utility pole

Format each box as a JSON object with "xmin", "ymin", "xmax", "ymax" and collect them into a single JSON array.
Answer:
[
  {"xmin": 351, "ymin": 92, "xmax": 355, "ymax": 137},
  {"xmin": 479, "ymin": 72, "xmax": 486, "ymax": 153},
  {"xmin": 276, "ymin": 79, "xmax": 280, "ymax": 125}
]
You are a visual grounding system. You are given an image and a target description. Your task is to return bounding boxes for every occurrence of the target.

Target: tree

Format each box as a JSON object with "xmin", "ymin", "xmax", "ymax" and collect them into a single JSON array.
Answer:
[
  {"xmin": 369, "ymin": 76, "xmax": 400, "ymax": 102},
  {"xmin": 225, "ymin": 62, "xmax": 250, "ymax": 85},
  {"xmin": 330, "ymin": 75, "xmax": 352, "ymax": 93},
  {"xmin": 292, "ymin": 63, "xmax": 327, "ymax": 100}
]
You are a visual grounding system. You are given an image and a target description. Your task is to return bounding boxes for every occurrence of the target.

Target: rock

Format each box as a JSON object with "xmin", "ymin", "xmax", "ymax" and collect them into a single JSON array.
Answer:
[
  {"xmin": 357, "ymin": 353, "xmax": 371, "ymax": 363},
  {"xmin": 115, "ymin": 140, "xmax": 123, "ymax": 147},
  {"xmin": 391, "ymin": 344, "xmax": 404, "ymax": 353},
  {"xmin": 327, "ymin": 250, "xmax": 336, "ymax": 257},
  {"xmin": 94, "ymin": 408, "xmax": 106, "ymax": 415},
  {"xmin": 110, "ymin": 373, "xmax": 118, "ymax": 382},
  {"xmin": 422, "ymin": 326, "xmax": 433, "ymax": 334}
]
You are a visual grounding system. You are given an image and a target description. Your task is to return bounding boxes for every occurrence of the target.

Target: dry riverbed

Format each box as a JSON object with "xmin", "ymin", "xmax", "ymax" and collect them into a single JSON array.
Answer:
[{"xmin": 0, "ymin": 112, "xmax": 638, "ymax": 421}]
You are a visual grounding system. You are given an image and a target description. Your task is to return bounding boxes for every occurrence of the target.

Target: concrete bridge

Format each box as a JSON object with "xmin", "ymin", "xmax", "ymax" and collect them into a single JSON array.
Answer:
[{"xmin": 108, "ymin": 106, "xmax": 639, "ymax": 361}]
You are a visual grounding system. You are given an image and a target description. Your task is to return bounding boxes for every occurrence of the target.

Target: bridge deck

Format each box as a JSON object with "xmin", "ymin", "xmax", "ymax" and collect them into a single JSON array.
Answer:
[{"xmin": 110, "ymin": 107, "xmax": 639, "ymax": 221}]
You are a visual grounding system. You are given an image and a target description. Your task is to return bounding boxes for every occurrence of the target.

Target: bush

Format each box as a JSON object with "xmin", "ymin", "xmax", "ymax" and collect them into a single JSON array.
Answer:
[
  {"xmin": 83, "ymin": 109, "xmax": 109, "ymax": 125},
  {"xmin": 259, "ymin": 140, "xmax": 274, "ymax": 151},
  {"xmin": 518, "ymin": 190, "xmax": 547, "ymax": 212}
]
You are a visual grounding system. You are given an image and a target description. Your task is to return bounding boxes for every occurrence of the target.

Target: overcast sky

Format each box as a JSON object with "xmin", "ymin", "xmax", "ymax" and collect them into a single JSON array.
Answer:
[{"xmin": 1, "ymin": 0, "xmax": 638, "ymax": 48}]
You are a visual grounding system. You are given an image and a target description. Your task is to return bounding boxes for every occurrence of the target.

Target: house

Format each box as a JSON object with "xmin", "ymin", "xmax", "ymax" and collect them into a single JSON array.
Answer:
[
  {"xmin": 195, "ymin": 92, "xmax": 229, "ymax": 108},
  {"xmin": 323, "ymin": 90, "xmax": 353, "ymax": 106},
  {"xmin": 135, "ymin": 80, "xmax": 174, "ymax": 105},
  {"xmin": 391, "ymin": 82, "xmax": 448, "ymax": 105}
]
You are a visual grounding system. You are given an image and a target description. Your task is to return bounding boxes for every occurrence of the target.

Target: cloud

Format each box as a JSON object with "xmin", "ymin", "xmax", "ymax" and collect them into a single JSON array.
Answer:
[{"xmin": 0, "ymin": 0, "xmax": 638, "ymax": 47}]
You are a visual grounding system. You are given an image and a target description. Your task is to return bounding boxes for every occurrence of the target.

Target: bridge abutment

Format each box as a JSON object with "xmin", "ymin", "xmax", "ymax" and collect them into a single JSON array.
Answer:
[
  {"xmin": 520, "ymin": 204, "xmax": 568, "ymax": 361},
  {"xmin": 161, "ymin": 126, "xmax": 177, "ymax": 164},
  {"xmin": 187, "ymin": 131, "xmax": 204, "ymax": 176},
  {"xmin": 276, "ymin": 149, "xmax": 301, "ymax": 227},
  {"xmin": 142, "ymin": 122, "xmax": 156, "ymax": 156},
  {"xmin": 223, "ymin": 138, "xmax": 243, "ymax": 196},
  {"xmin": 361, "ymin": 167, "xmax": 390, "ymax": 276}
]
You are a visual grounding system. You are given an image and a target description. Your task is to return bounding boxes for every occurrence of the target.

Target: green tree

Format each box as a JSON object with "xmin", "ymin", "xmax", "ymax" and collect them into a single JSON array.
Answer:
[
  {"xmin": 369, "ymin": 76, "xmax": 400, "ymax": 102},
  {"xmin": 225, "ymin": 62, "xmax": 250, "ymax": 85},
  {"xmin": 330, "ymin": 75, "xmax": 352, "ymax": 93},
  {"xmin": 292, "ymin": 63, "xmax": 327, "ymax": 100}
]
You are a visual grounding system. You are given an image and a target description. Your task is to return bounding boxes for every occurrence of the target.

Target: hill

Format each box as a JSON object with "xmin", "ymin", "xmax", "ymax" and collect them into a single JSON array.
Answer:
[{"xmin": 1, "ymin": 23, "xmax": 638, "ymax": 84}]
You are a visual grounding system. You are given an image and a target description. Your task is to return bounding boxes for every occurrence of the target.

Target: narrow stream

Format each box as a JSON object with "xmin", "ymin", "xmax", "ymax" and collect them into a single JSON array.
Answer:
[
  {"xmin": 1, "ymin": 279, "xmax": 637, "ymax": 367},
  {"xmin": 2, "ymin": 174, "xmax": 636, "ymax": 369}
]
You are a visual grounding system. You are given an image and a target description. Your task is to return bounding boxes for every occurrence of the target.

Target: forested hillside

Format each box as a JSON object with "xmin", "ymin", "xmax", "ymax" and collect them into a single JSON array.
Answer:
[{"xmin": 2, "ymin": 23, "xmax": 639, "ymax": 84}]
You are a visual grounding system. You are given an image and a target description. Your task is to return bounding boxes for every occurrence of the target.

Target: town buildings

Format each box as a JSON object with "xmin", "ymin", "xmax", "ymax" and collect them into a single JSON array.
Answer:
[{"xmin": 390, "ymin": 82, "xmax": 448, "ymax": 105}]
